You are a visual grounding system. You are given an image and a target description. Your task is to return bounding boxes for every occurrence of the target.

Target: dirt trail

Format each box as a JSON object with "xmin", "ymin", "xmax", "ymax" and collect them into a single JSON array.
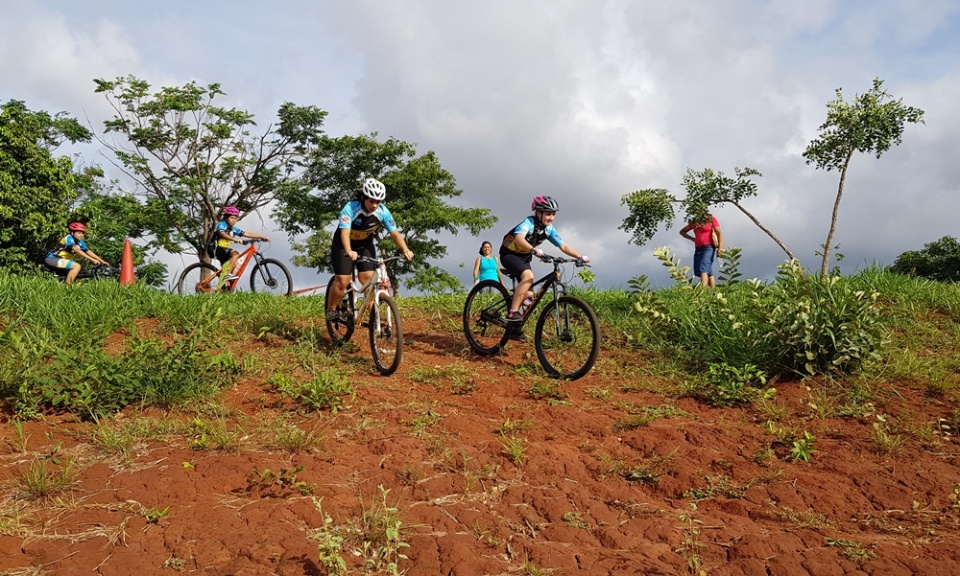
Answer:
[{"xmin": 1, "ymin": 315, "xmax": 959, "ymax": 575}]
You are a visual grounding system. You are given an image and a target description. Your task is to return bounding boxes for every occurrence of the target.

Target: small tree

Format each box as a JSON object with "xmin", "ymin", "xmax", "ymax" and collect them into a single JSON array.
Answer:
[
  {"xmin": 94, "ymin": 76, "xmax": 327, "ymax": 263},
  {"xmin": 890, "ymin": 236, "xmax": 960, "ymax": 282},
  {"xmin": 275, "ymin": 133, "xmax": 497, "ymax": 293},
  {"xmin": 803, "ymin": 78, "xmax": 924, "ymax": 277},
  {"xmin": 619, "ymin": 167, "xmax": 794, "ymax": 257}
]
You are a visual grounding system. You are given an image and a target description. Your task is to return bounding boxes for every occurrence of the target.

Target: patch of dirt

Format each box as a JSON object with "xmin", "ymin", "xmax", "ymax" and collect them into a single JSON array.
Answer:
[{"xmin": 2, "ymin": 314, "xmax": 959, "ymax": 575}]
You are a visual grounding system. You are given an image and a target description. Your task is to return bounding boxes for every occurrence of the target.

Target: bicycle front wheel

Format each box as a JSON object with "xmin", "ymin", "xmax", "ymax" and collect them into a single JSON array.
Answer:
[
  {"xmin": 463, "ymin": 280, "xmax": 511, "ymax": 355},
  {"xmin": 369, "ymin": 294, "xmax": 403, "ymax": 376},
  {"xmin": 178, "ymin": 263, "xmax": 219, "ymax": 295},
  {"xmin": 325, "ymin": 276, "xmax": 355, "ymax": 344},
  {"xmin": 250, "ymin": 258, "xmax": 293, "ymax": 296},
  {"xmin": 534, "ymin": 296, "xmax": 600, "ymax": 380}
]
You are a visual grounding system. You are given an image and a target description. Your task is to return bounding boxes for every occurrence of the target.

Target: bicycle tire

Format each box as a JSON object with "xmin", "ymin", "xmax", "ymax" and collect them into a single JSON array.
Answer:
[
  {"xmin": 463, "ymin": 279, "xmax": 511, "ymax": 355},
  {"xmin": 177, "ymin": 262, "xmax": 219, "ymax": 295},
  {"xmin": 250, "ymin": 258, "xmax": 293, "ymax": 296},
  {"xmin": 534, "ymin": 296, "xmax": 600, "ymax": 380},
  {"xmin": 369, "ymin": 294, "xmax": 403, "ymax": 375},
  {"xmin": 324, "ymin": 275, "xmax": 355, "ymax": 344}
]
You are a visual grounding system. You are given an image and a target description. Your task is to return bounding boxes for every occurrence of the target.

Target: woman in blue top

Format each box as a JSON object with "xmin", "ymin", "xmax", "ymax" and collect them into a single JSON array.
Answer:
[
  {"xmin": 473, "ymin": 241, "xmax": 504, "ymax": 285},
  {"xmin": 499, "ymin": 196, "xmax": 589, "ymax": 322},
  {"xmin": 325, "ymin": 178, "xmax": 415, "ymax": 321}
]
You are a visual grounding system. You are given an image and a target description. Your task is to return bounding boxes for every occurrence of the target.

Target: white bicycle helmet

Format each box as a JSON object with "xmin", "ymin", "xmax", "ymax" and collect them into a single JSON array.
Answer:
[{"xmin": 361, "ymin": 178, "xmax": 387, "ymax": 201}]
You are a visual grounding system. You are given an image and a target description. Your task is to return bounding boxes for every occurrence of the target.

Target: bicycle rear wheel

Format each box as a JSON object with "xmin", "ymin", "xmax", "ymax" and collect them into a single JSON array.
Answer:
[
  {"xmin": 369, "ymin": 294, "xmax": 402, "ymax": 375},
  {"xmin": 463, "ymin": 280, "xmax": 511, "ymax": 355},
  {"xmin": 534, "ymin": 296, "xmax": 600, "ymax": 380},
  {"xmin": 325, "ymin": 276, "xmax": 355, "ymax": 344},
  {"xmin": 250, "ymin": 258, "xmax": 293, "ymax": 296},
  {"xmin": 178, "ymin": 263, "xmax": 219, "ymax": 295}
]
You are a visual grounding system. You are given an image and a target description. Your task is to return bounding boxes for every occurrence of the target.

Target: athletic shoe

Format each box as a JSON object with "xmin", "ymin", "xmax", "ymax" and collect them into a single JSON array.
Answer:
[{"xmin": 325, "ymin": 310, "xmax": 339, "ymax": 321}]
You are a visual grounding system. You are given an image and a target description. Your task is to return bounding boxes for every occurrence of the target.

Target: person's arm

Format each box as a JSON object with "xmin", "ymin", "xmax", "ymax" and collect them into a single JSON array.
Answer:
[
  {"xmin": 77, "ymin": 246, "xmax": 108, "ymax": 266},
  {"xmin": 241, "ymin": 231, "xmax": 270, "ymax": 242},
  {"xmin": 715, "ymin": 226, "xmax": 724, "ymax": 256},
  {"xmin": 496, "ymin": 257, "xmax": 506, "ymax": 285},
  {"xmin": 679, "ymin": 222, "xmax": 695, "ymax": 242},
  {"xmin": 559, "ymin": 243, "xmax": 583, "ymax": 260},
  {"xmin": 389, "ymin": 229, "xmax": 414, "ymax": 261},
  {"xmin": 473, "ymin": 257, "xmax": 481, "ymax": 283},
  {"xmin": 340, "ymin": 228, "xmax": 357, "ymax": 261}
]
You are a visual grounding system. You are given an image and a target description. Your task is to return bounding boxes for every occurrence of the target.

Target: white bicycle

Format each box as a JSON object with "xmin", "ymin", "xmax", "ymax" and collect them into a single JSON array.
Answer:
[{"xmin": 324, "ymin": 255, "xmax": 404, "ymax": 376}]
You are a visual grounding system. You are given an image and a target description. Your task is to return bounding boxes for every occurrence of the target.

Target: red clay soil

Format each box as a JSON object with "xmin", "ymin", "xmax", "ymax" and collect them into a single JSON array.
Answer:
[{"xmin": 1, "ymin": 314, "xmax": 959, "ymax": 576}]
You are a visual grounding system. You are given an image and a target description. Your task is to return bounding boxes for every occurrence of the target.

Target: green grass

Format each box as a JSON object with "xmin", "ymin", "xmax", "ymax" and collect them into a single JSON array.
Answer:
[{"xmin": 3, "ymin": 267, "xmax": 960, "ymax": 419}]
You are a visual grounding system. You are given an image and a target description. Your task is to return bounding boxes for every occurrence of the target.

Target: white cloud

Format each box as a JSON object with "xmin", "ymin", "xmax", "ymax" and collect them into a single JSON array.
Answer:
[{"xmin": 3, "ymin": 0, "xmax": 958, "ymax": 290}]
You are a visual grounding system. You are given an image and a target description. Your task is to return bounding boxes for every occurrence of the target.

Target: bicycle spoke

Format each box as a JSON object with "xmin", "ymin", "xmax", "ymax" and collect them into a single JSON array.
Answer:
[
  {"xmin": 534, "ymin": 297, "xmax": 600, "ymax": 380},
  {"xmin": 463, "ymin": 280, "xmax": 511, "ymax": 355}
]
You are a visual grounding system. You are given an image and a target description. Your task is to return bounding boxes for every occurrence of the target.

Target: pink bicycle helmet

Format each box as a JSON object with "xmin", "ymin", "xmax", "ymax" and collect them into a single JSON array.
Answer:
[
  {"xmin": 68, "ymin": 221, "xmax": 87, "ymax": 232},
  {"xmin": 223, "ymin": 206, "xmax": 241, "ymax": 216},
  {"xmin": 531, "ymin": 195, "xmax": 559, "ymax": 212}
]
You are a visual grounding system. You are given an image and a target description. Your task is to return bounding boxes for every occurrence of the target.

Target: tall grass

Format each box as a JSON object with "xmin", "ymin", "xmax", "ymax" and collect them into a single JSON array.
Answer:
[{"xmin": 2, "ymin": 263, "xmax": 959, "ymax": 418}]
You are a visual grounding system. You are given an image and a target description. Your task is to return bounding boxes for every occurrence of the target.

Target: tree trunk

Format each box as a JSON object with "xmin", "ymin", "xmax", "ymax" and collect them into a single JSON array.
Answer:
[
  {"xmin": 821, "ymin": 150, "xmax": 854, "ymax": 277},
  {"xmin": 729, "ymin": 202, "xmax": 796, "ymax": 261}
]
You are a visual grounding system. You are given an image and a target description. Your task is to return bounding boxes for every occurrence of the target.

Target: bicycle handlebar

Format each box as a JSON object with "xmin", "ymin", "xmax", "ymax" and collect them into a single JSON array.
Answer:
[
  {"xmin": 538, "ymin": 254, "xmax": 591, "ymax": 267},
  {"xmin": 356, "ymin": 255, "xmax": 407, "ymax": 265}
]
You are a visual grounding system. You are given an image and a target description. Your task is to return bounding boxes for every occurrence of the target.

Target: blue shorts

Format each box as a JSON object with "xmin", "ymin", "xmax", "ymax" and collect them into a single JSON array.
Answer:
[{"xmin": 693, "ymin": 245, "xmax": 716, "ymax": 277}]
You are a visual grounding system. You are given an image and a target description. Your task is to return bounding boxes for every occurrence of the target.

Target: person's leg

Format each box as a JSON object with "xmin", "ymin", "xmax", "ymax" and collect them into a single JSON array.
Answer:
[
  {"xmin": 66, "ymin": 261, "xmax": 81, "ymax": 285},
  {"xmin": 511, "ymin": 270, "xmax": 534, "ymax": 311},
  {"xmin": 326, "ymin": 274, "xmax": 352, "ymax": 315}
]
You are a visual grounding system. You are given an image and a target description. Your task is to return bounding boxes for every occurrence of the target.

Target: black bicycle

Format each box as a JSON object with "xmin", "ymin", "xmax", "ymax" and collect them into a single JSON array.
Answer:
[
  {"xmin": 463, "ymin": 254, "xmax": 600, "ymax": 380},
  {"xmin": 46, "ymin": 263, "xmax": 117, "ymax": 283}
]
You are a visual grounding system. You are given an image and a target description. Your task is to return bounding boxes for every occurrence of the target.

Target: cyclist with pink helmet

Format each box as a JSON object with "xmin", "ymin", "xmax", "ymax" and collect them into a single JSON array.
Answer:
[
  {"xmin": 212, "ymin": 206, "xmax": 270, "ymax": 280},
  {"xmin": 44, "ymin": 221, "xmax": 109, "ymax": 285},
  {"xmin": 499, "ymin": 196, "xmax": 589, "ymax": 329}
]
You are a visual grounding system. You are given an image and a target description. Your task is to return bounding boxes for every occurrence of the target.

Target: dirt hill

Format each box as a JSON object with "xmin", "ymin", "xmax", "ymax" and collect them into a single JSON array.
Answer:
[{"xmin": 1, "ymin": 314, "xmax": 959, "ymax": 575}]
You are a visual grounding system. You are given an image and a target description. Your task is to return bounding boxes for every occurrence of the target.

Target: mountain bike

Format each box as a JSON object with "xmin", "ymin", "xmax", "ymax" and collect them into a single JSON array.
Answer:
[
  {"xmin": 46, "ymin": 263, "xmax": 117, "ymax": 283},
  {"xmin": 177, "ymin": 240, "xmax": 292, "ymax": 296},
  {"xmin": 463, "ymin": 254, "xmax": 600, "ymax": 380},
  {"xmin": 325, "ymin": 255, "xmax": 404, "ymax": 376}
]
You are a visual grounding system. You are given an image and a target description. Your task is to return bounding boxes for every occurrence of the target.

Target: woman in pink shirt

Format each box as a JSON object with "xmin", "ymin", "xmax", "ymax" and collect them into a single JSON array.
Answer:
[{"xmin": 680, "ymin": 214, "xmax": 723, "ymax": 288}]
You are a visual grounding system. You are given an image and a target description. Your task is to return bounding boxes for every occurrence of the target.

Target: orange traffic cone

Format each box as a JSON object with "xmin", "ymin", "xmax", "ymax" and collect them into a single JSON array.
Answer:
[{"xmin": 119, "ymin": 238, "xmax": 135, "ymax": 286}]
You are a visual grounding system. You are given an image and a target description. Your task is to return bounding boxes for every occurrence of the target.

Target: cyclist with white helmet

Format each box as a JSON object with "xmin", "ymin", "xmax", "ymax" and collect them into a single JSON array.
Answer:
[
  {"xmin": 325, "ymin": 177, "xmax": 415, "ymax": 321},
  {"xmin": 212, "ymin": 205, "xmax": 270, "ymax": 280},
  {"xmin": 500, "ymin": 196, "xmax": 589, "ymax": 328},
  {"xmin": 44, "ymin": 221, "xmax": 110, "ymax": 285}
]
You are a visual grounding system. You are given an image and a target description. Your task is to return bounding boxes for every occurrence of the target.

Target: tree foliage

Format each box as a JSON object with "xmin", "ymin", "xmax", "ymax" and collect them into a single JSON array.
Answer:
[
  {"xmin": 274, "ymin": 133, "xmax": 497, "ymax": 293},
  {"xmin": 890, "ymin": 236, "xmax": 960, "ymax": 282},
  {"xmin": 94, "ymin": 75, "xmax": 327, "ymax": 264},
  {"xmin": 0, "ymin": 99, "xmax": 97, "ymax": 272},
  {"xmin": 803, "ymin": 78, "xmax": 925, "ymax": 277},
  {"xmin": 619, "ymin": 167, "xmax": 793, "ymax": 258}
]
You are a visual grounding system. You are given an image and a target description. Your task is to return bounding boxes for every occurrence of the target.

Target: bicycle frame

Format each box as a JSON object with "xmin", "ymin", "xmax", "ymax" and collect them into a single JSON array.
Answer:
[
  {"xmin": 197, "ymin": 241, "xmax": 263, "ymax": 292},
  {"xmin": 343, "ymin": 256, "xmax": 398, "ymax": 321}
]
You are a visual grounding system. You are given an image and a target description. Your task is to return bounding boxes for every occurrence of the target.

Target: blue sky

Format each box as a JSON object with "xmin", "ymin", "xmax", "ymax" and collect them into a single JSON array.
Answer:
[{"xmin": 3, "ymin": 0, "xmax": 959, "ymax": 291}]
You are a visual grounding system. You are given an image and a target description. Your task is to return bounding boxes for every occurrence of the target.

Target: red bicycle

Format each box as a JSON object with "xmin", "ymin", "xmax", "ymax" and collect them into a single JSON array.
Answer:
[{"xmin": 177, "ymin": 240, "xmax": 292, "ymax": 296}]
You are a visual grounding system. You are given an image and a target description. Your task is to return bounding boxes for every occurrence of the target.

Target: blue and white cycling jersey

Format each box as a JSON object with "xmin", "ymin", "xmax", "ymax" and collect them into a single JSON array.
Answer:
[
  {"xmin": 334, "ymin": 200, "xmax": 398, "ymax": 245},
  {"xmin": 500, "ymin": 216, "xmax": 564, "ymax": 256}
]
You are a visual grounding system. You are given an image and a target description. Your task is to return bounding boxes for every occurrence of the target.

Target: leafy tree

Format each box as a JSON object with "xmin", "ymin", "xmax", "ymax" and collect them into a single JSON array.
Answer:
[
  {"xmin": 619, "ymin": 167, "xmax": 794, "ymax": 257},
  {"xmin": 803, "ymin": 78, "xmax": 924, "ymax": 277},
  {"xmin": 0, "ymin": 100, "xmax": 98, "ymax": 273},
  {"xmin": 275, "ymin": 133, "xmax": 497, "ymax": 293},
  {"xmin": 94, "ymin": 75, "xmax": 327, "ymax": 264},
  {"xmin": 890, "ymin": 236, "xmax": 960, "ymax": 282}
]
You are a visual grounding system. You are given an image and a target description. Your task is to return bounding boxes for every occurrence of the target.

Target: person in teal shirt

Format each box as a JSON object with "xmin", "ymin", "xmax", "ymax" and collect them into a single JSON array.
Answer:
[{"xmin": 473, "ymin": 241, "xmax": 504, "ymax": 285}]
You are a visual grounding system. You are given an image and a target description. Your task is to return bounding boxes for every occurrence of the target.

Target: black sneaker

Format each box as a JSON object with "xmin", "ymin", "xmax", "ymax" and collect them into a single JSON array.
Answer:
[
  {"xmin": 505, "ymin": 311, "xmax": 522, "ymax": 323},
  {"xmin": 325, "ymin": 310, "xmax": 339, "ymax": 322}
]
